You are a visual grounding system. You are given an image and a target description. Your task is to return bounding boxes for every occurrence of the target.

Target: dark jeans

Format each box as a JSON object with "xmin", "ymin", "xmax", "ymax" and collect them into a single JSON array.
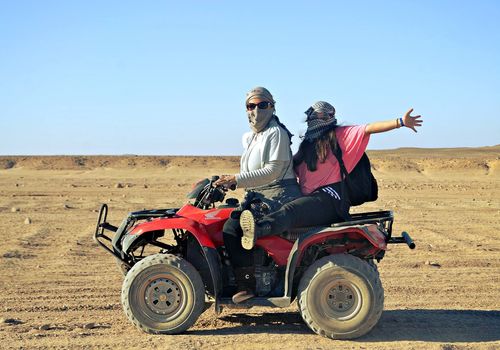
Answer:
[
  {"xmin": 223, "ymin": 216, "xmax": 253, "ymax": 268},
  {"xmin": 260, "ymin": 185, "xmax": 349, "ymax": 235}
]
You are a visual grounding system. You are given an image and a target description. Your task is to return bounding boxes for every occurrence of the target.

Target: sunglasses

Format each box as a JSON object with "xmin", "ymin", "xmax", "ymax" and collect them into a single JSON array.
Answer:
[{"xmin": 246, "ymin": 101, "xmax": 273, "ymax": 111}]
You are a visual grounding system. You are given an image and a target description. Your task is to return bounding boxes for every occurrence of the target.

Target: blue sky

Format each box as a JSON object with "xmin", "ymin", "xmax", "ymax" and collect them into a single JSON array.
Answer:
[{"xmin": 0, "ymin": 0, "xmax": 499, "ymax": 155}]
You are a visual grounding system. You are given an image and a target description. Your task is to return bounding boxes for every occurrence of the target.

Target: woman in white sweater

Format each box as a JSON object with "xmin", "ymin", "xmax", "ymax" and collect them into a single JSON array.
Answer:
[{"xmin": 215, "ymin": 86, "xmax": 301, "ymax": 303}]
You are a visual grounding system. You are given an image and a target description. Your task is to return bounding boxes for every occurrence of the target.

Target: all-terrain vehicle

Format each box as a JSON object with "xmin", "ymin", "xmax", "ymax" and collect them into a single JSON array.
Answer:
[{"xmin": 94, "ymin": 176, "xmax": 415, "ymax": 339}]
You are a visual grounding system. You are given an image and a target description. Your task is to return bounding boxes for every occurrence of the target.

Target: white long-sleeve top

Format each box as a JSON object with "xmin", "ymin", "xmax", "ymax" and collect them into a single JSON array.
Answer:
[{"xmin": 236, "ymin": 119, "xmax": 296, "ymax": 190}]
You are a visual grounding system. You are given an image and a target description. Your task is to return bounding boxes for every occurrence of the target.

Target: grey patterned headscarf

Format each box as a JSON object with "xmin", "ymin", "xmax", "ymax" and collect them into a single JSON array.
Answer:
[
  {"xmin": 302, "ymin": 101, "xmax": 337, "ymax": 141},
  {"xmin": 245, "ymin": 86, "xmax": 276, "ymax": 133},
  {"xmin": 245, "ymin": 86, "xmax": 275, "ymax": 105}
]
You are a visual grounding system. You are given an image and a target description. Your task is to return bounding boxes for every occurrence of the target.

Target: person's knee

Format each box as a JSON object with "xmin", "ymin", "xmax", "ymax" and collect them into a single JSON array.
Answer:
[{"xmin": 280, "ymin": 201, "xmax": 299, "ymax": 217}]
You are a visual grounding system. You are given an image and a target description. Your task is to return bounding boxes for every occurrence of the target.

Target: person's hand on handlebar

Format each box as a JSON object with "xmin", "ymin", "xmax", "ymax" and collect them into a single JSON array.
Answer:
[{"xmin": 214, "ymin": 175, "xmax": 237, "ymax": 189}]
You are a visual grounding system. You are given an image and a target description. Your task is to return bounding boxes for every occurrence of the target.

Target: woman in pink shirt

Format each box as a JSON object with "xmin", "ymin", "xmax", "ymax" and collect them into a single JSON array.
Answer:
[{"xmin": 239, "ymin": 101, "xmax": 423, "ymax": 250}]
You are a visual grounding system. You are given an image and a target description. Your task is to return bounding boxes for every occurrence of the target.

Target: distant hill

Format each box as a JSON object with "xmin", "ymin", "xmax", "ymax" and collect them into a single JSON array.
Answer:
[{"xmin": 0, "ymin": 146, "xmax": 498, "ymax": 174}]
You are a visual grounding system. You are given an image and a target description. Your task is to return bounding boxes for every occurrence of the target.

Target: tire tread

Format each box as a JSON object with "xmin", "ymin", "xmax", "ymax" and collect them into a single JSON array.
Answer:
[
  {"xmin": 297, "ymin": 254, "xmax": 384, "ymax": 340},
  {"xmin": 121, "ymin": 253, "xmax": 205, "ymax": 334}
]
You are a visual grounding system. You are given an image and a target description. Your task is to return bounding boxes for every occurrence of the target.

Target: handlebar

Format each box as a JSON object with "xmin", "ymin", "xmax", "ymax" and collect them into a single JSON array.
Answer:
[{"xmin": 194, "ymin": 176, "xmax": 235, "ymax": 209}]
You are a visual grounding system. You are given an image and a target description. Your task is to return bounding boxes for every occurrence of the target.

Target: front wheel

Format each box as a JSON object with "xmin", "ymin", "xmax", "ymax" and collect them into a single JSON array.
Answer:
[
  {"xmin": 298, "ymin": 254, "xmax": 384, "ymax": 339},
  {"xmin": 121, "ymin": 253, "xmax": 205, "ymax": 334},
  {"xmin": 115, "ymin": 257, "xmax": 131, "ymax": 276}
]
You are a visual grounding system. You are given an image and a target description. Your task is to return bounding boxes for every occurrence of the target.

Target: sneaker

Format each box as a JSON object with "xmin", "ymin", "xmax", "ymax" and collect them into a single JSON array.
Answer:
[{"xmin": 240, "ymin": 210, "xmax": 256, "ymax": 250}]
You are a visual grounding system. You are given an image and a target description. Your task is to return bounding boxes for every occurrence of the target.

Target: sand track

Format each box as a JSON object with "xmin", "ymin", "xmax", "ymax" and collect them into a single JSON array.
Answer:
[{"xmin": 1, "ymin": 148, "xmax": 499, "ymax": 349}]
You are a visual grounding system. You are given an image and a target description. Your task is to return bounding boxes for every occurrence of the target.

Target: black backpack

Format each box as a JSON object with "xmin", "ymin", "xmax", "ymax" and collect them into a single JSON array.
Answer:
[{"xmin": 332, "ymin": 143, "xmax": 378, "ymax": 207}]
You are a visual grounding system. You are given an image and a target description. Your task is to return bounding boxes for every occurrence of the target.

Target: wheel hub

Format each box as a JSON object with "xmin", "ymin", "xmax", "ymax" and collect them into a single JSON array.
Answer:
[
  {"xmin": 144, "ymin": 278, "xmax": 182, "ymax": 315},
  {"xmin": 327, "ymin": 283, "xmax": 355, "ymax": 312}
]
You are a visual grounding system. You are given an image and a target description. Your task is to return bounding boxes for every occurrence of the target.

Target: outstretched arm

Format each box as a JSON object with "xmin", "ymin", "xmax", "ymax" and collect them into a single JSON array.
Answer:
[{"xmin": 365, "ymin": 108, "xmax": 423, "ymax": 134}]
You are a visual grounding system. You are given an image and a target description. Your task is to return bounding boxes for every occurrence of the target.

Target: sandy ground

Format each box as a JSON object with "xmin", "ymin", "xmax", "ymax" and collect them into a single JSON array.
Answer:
[{"xmin": 0, "ymin": 147, "xmax": 499, "ymax": 350}]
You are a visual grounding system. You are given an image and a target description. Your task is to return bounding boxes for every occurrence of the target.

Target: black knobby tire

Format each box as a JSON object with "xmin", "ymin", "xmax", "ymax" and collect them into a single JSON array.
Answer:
[
  {"xmin": 298, "ymin": 254, "xmax": 384, "ymax": 339},
  {"xmin": 121, "ymin": 253, "xmax": 205, "ymax": 334},
  {"xmin": 367, "ymin": 259, "xmax": 380, "ymax": 276}
]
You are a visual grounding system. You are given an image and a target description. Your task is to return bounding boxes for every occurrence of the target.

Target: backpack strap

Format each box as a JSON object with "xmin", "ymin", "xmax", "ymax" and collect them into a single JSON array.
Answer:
[
  {"xmin": 332, "ymin": 141, "xmax": 349, "ymax": 181},
  {"xmin": 331, "ymin": 141, "xmax": 351, "ymax": 219}
]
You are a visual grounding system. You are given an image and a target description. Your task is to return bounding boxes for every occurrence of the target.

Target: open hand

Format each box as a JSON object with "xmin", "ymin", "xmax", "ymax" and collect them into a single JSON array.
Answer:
[{"xmin": 402, "ymin": 108, "xmax": 423, "ymax": 132}]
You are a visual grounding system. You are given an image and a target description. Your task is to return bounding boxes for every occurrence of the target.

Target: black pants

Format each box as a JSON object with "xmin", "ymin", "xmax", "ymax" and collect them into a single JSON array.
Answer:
[
  {"xmin": 223, "ymin": 183, "xmax": 349, "ymax": 268},
  {"xmin": 223, "ymin": 216, "xmax": 254, "ymax": 268},
  {"xmin": 261, "ymin": 184, "xmax": 349, "ymax": 235}
]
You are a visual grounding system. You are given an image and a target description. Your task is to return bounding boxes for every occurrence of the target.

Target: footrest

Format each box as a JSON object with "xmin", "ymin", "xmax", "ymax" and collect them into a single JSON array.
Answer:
[{"xmin": 388, "ymin": 231, "xmax": 416, "ymax": 249}]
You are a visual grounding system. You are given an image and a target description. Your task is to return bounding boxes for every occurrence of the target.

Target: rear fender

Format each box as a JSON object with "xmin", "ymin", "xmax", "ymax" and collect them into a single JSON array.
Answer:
[{"xmin": 284, "ymin": 224, "xmax": 386, "ymax": 299}]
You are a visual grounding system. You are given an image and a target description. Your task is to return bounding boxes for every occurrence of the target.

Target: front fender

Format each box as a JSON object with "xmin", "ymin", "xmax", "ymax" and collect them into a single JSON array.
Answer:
[
  {"xmin": 123, "ymin": 216, "xmax": 215, "ymax": 254},
  {"xmin": 122, "ymin": 217, "xmax": 222, "ymax": 299}
]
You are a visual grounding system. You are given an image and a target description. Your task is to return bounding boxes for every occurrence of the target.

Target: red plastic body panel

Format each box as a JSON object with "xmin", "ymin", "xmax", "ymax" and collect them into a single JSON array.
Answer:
[
  {"xmin": 256, "ymin": 236, "xmax": 294, "ymax": 266},
  {"xmin": 295, "ymin": 224, "xmax": 387, "ymax": 263},
  {"xmin": 252, "ymin": 224, "xmax": 386, "ymax": 267},
  {"xmin": 129, "ymin": 216, "xmax": 215, "ymax": 248},
  {"xmin": 128, "ymin": 204, "xmax": 234, "ymax": 248},
  {"xmin": 176, "ymin": 204, "xmax": 234, "ymax": 246}
]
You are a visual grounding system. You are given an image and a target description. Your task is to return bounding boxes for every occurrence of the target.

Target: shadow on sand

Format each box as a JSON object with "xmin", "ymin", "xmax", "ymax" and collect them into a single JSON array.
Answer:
[{"xmin": 189, "ymin": 309, "xmax": 500, "ymax": 343}]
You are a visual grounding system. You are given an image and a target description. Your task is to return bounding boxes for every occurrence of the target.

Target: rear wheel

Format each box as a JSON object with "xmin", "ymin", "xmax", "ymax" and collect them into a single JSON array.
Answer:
[
  {"xmin": 367, "ymin": 259, "xmax": 379, "ymax": 275},
  {"xmin": 121, "ymin": 253, "xmax": 205, "ymax": 334},
  {"xmin": 298, "ymin": 254, "xmax": 384, "ymax": 339}
]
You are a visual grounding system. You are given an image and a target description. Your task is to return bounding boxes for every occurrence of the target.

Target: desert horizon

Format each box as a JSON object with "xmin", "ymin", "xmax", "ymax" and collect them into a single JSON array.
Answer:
[
  {"xmin": 1, "ymin": 144, "xmax": 499, "ymax": 170},
  {"xmin": 1, "ymin": 143, "xmax": 499, "ymax": 157}
]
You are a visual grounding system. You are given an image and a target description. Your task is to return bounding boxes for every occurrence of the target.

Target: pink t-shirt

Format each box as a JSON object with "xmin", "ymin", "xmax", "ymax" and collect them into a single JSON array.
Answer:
[{"xmin": 295, "ymin": 125, "xmax": 370, "ymax": 194}]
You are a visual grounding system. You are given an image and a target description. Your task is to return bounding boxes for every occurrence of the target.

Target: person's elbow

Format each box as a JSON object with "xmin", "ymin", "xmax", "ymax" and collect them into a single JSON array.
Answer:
[{"xmin": 365, "ymin": 124, "xmax": 374, "ymax": 135}]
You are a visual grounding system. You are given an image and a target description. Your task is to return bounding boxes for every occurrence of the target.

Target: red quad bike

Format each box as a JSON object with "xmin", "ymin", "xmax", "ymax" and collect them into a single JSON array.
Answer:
[{"xmin": 94, "ymin": 176, "xmax": 415, "ymax": 339}]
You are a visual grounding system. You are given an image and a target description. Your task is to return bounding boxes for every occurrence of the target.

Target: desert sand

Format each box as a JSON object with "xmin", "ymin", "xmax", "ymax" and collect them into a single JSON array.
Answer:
[{"xmin": 1, "ymin": 146, "xmax": 499, "ymax": 350}]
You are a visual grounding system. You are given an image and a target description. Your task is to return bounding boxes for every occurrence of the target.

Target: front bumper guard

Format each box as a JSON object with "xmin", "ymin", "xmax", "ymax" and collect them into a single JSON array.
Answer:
[{"xmin": 93, "ymin": 203, "xmax": 124, "ymax": 261}]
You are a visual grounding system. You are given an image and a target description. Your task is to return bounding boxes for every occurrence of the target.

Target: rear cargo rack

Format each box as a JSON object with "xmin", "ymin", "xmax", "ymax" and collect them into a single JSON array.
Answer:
[
  {"xmin": 332, "ymin": 210, "xmax": 415, "ymax": 249},
  {"xmin": 332, "ymin": 210, "xmax": 394, "ymax": 237}
]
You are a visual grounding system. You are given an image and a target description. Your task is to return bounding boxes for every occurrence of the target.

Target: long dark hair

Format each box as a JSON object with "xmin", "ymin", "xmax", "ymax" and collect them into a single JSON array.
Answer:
[
  {"xmin": 273, "ymin": 115, "xmax": 293, "ymax": 144},
  {"xmin": 293, "ymin": 128, "xmax": 338, "ymax": 171}
]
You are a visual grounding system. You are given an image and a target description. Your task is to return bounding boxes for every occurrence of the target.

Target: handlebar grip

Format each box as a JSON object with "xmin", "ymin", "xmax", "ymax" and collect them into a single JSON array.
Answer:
[{"xmin": 402, "ymin": 231, "xmax": 416, "ymax": 249}]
